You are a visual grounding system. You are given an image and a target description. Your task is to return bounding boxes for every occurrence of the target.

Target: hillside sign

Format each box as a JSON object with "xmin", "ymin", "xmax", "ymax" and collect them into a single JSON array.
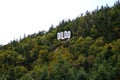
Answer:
[{"xmin": 57, "ymin": 31, "xmax": 71, "ymax": 40}]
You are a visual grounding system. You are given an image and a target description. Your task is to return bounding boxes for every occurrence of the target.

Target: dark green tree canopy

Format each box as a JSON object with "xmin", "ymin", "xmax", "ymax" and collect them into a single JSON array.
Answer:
[{"xmin": 0, "ymin": 2, "xmax": 120, "ymax": 80}]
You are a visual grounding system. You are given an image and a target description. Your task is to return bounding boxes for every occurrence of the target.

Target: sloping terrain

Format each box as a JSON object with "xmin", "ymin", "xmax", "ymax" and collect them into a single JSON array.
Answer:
[{"xmin": 0, "ymin": 2, "xmax": 120, "ymax": 80}]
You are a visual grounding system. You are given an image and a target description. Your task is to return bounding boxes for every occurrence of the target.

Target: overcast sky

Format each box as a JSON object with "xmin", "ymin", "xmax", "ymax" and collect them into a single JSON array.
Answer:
[{"xmin": 0, "ymin": 0, "xmax": 115, "ymax": 45}]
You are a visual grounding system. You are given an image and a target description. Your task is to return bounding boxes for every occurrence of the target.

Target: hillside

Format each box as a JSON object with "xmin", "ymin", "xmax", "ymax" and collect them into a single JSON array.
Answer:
[{"xmin": 0, "ymin": 2, "xmax": 120, "ymax": 80}]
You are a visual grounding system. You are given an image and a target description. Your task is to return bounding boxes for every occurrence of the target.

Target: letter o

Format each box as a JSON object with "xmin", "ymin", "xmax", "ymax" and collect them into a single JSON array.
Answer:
[
  {"xmin": 67, "ymin": 31, "xmax": 71, "ymax": 39},
  {"xmin": 64, "ymin": 31, "xmax": 67, "ymax": 39}
]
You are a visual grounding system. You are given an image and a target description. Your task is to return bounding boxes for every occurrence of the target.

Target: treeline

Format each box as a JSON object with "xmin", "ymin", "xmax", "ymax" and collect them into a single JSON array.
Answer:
[{"xmin": 0, "ymin": 2, "xmax": 120, "ymax": 80}]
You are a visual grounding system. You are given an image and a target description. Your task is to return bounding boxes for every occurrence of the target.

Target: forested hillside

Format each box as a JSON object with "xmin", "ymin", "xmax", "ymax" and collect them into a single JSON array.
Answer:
[{"xmin": 0, "ymin": 2, "xmax": 120, "ymax": 80}]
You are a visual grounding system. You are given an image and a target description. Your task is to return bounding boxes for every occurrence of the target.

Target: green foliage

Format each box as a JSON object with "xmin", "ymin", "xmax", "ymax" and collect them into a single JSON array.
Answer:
[
  {"xmin": 91, "ymin": 64, "xmax": 113, "ymax": 80},
  {"xmin": 0, "ymin": 2, "xmax": 120, "ymax": 80}
]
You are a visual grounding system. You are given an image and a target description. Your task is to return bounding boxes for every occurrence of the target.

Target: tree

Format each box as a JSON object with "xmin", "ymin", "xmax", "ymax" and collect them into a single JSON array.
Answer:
[{"xmin": 92, "ymin": 64, "xmax": 112, "ymax": 80}]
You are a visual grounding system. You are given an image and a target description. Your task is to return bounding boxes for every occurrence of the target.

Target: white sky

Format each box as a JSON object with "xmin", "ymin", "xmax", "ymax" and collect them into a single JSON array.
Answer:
[{"xmin": 0, "ymin": 0, "xmax": 115, "ymax": 45}]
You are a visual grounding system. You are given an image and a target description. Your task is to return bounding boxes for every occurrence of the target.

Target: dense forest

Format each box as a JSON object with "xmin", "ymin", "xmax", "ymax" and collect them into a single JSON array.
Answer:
[{"xmin": 0, "ymin": 2, "xmax": 120, "ymax": 80}]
